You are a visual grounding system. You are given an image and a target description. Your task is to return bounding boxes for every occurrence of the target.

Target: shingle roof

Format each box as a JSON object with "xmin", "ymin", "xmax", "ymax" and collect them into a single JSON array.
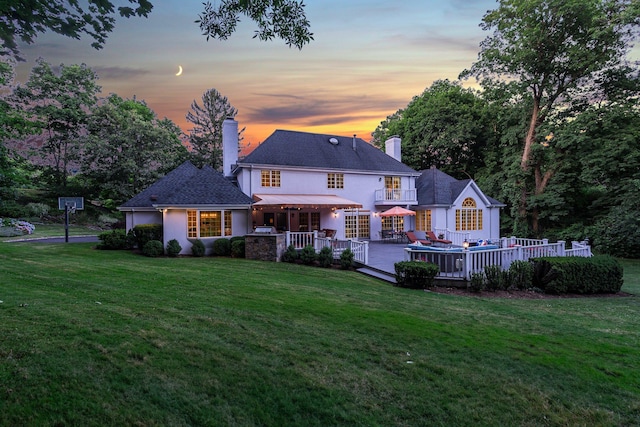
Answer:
[
  {"xmin": 416, "ymin": 167, "xmax": 504, "ymax": 206},
  {"xmin": 119, "ymin": 161, "xmax": 253, "ymax": 208},
  {"xmin": 238, "ymin": 130, "xmax": 418, "ymax": 174}
]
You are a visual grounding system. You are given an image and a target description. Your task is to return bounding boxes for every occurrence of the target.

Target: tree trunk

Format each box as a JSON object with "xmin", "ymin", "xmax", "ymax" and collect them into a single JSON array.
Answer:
[
  {"xmin": 518, "ymin": 97, "xmax": 541, "ymax": 235},
  {"xmin": 521, "ymin": 98, "xmax": 540, "ymax": 171},
  {"xmin": 531, "ymin": 163, "xmax": 555, "ymax": 235}
]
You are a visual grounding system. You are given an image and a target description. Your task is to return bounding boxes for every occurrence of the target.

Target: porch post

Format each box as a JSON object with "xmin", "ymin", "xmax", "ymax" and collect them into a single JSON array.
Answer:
[
  {"xmin": 285, "ymin": 231, "xmax": 291, "ymax": 247},
  {"xmin": 463, "ymin": 250, "xmax": 472, "ymax": 281},
  {"xmin": 557, "ymin": 241, "xmax": 566, "ymax": 256}
]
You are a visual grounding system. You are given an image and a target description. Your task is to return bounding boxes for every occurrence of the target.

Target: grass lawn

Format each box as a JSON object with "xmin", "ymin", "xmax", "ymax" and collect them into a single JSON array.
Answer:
[{"xmin": 1, "ymin": 243, "xmax": 639, "ymax": 426}]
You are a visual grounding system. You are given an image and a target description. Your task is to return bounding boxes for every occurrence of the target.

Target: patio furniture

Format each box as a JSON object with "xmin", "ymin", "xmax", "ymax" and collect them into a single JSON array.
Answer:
[
  {"xmin": 380, "ymin": 229, "xmax": 394, "ymax": 242},
  {"xmin": 322, "ymin": 229, "xmax": 336, "ymax": 239},
  {"xmin": 427, "ymin": 231, "xmax": 452, "ymax": 245},
  {"xmin": 406, "ymin": 231, "xmax": 431, "ymax": 245}
]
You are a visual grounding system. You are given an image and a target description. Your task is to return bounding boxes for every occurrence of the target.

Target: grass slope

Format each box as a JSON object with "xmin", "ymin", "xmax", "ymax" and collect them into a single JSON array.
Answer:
[{"xmin": 1, "ymin": 243, "xmax": 639, "ymax": 426}]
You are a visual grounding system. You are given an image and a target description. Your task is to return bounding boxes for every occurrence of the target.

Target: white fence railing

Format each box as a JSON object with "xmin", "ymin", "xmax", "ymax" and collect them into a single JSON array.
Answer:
[
  {"xmin": 405, "ymin": 239, "xmax": 592, "ymax": 281},
  {"xmin": 286, "ymin": 231, "xmax": 369, "ymax": 264},
  {"xmin": 374, "ymin": 188, "xmax": 417, "ymax": 204}
]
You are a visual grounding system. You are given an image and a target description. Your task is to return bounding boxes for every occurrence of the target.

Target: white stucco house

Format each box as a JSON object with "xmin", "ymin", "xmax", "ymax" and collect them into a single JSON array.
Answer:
[{"xmin": 118, "ymin": 119, "xmax": 504, "ymax": 254}]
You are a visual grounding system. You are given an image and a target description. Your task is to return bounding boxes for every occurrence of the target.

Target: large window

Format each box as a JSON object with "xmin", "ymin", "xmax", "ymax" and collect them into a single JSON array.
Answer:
[
  {"xmin": 261, "ymin": 170, "xmax": 281, "ymax": 187},
  {"xmin": 381, "ymin": 216, "xmax": 404, "ymax": 231},
  {"xmin": 415, "ymin": 210, "xmax": 432, "ymax": 231},
  {"xmin": 456, "ymin": 198, "xmax": 483, "ymax": 231},
  {"xmin": 345, "ymin": 213, "xmax": 370, "ymax": 239},
  {"xmin": 200, "ymin": 211, "xmax": 221, "ymax": 237},
  {"xmin": 327, "ymin": 173, "xmax": 344, "ymax": 189},
  {"xmin": 385, "ymin": 176, "xmax": 401, "ymax": 200},
  {"xmin": 187, "ymin": 210, "xmax": 233, "ymax": 238}
]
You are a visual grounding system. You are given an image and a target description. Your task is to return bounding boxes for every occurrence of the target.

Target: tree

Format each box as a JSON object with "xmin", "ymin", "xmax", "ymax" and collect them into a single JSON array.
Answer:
[
  {"xmin": 2, "ymin": 0, "xmax": 311, "ymax": 60},
  {"xmin": 0, "ymin": 0, "xmax": 153, "ymax": 59},
  {"xmin": 197, "ymin": 0, "xmax": 313, "ymax": 49},
  {"xmin": 81, "ymin": 94, "xmax": 188, "ymax": 207},
  {"xmin": 372, "ymin": 80, "xmax": 493, "ymax": 179},
  {"xmin": 12, "ymin": 59, "xmax": 100, "ymax": 188},
  {"xmin": 462, "ymin": 0, "xmax": 640, "ymax": 234},
  {"xmin": 186, "ymin": 88, "xmax": 242, "ymax": 170}
]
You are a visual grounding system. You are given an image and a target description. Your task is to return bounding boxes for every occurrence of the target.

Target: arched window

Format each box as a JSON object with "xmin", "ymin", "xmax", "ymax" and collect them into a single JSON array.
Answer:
[{"xmin": 456, "ymin": 198, "xmax": 483, "ymax": 231}]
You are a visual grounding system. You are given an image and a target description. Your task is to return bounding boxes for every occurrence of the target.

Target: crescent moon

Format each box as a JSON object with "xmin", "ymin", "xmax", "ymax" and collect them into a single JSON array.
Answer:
[{"xmin": 176, "ymin": 65, "xmax": 183, "ymax": 76}]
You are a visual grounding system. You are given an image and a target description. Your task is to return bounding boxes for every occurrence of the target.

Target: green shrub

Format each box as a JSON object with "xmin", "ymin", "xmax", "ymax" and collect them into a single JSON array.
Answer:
[
  {"xmin": 213, "ymin": 238, "xmax": 231, "ymax": 256},
  {"xmin": 300, "ymin": 245, "xmax": 317, "ymax": 265},
  {"xmin": 484, "ymin": 265, "xmax": 509, "ymax": 291},
  {"xmin": 318, "ymin": 246, "xmax": 333, "ymax": 268},
  {"xmin": 532, "ymin": 259, "xmax": 559, "ymax": 292},
  {"xmin": 508, "ymin": 260, "xmax": 534, "ymax": 290},
  {"xmin": 97, "ymin": 214, "xmax": 119, "ymax": 229},
  {"xmin": 282, "ymin": 244, "xmax": 298, "ymax": 263},
  {"xmin": 166, "ymin": 239, "xmax": 182, "ymax": 257},
  {"xmin": 142, "ymin": 240, "xmax": 164, "ymax": 257},
  {"xmin": 132, "ymin": 224, "xmax": 163, "ymax": 249},
  {"xmin": 126, "ymin": 229, "xmax": 137, "ymax": 248},
  {"xmin": 191, "ymin": 239, "xmax": 206, "ymax": 257},
  {"xmin": 231, "ymin": 239, "xmax": 245, "ymax": 258},
  {"xmin": 468, "ymin": 272, "xmax": 485, "ymax": 292},
  {"xmin": 394, "ymin": 261, "xmax": 439, "ymax": 289},
  {"xmin": 593, "ymin": 204, "xmax": 640, "ymax": 258},
  {"xmin": 531, "ymin": 256, "xmax": 623, "ymax": 294},
  {"xmin": 97, "ymin": 229, "xmax": 129, "ymax": 250},
  {"xmin": 339, "ymin": 248, "xmax": 354, "ymax": 270},
  {"xmin": 230, "ymin": 236, "xmax": 245, "ymax": 245},
  {"xmin": 26, "ymin": 202, "xmax": 50, "ymax": 218}
]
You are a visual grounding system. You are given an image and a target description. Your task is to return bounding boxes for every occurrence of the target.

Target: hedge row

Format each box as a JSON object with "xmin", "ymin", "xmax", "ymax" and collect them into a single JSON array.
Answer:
[
  {"xmin": 531, "ymin": 255, "xmax": 623, "ymax": 294},
  {"xmin": 394, "ymin": 261, "xmax": 439, "ymax": 289}
]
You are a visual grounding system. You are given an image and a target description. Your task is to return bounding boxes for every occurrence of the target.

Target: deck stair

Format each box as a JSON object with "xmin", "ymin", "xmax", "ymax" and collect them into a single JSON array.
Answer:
[{"xmin": 357, "ymin": 266, "xmax": 396, "ymax": 284}]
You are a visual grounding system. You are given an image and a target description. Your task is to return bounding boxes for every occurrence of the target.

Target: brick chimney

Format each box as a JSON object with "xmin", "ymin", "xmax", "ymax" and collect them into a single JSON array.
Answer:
[
  {"xmin": 222, "ymin": 118, "xmax": 238, "ymax": 177},
  {"xmin": 385, "ymin": 136, "xmax": 402, "ymax": 162}
]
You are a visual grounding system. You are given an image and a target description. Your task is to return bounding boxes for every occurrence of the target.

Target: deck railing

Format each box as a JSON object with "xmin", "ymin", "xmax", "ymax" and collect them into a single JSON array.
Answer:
[
  {"xmin": 286, "ymin": 231, "xmax": 369, "ymax": 264},
  {"xmin": 405, "ymin": 238, "xmax": 592, "ymax": 281},
  {"xmin": 374, "ymin": 188, "xmax": 417, "ymax": 204}
]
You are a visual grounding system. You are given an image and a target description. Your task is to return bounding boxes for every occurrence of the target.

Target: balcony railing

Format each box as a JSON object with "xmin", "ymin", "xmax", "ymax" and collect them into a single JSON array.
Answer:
[{"xmin": 374, "ymin": 188, "xmax": 417, "ymax": 205}]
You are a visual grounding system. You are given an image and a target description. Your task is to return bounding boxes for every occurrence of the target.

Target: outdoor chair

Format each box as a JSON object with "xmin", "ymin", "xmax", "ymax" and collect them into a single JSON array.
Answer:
[
  {"xmin": 406, "ymin": 231, "xmax": 431, "ymax": 245},
  {"xmin": 427, "ymin": 231, "xmax": 452, "ymax": 245}
]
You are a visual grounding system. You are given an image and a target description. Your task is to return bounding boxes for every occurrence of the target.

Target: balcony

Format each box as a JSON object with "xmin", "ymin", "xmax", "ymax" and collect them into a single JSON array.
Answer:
[{"xmin": 374, "ymin": 188, "xmax": 418, "ymax": 205}]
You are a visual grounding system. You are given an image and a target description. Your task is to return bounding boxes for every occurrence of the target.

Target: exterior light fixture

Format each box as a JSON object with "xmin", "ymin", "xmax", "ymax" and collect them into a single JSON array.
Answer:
[{"xmin": 463, "ymin": 239, "xmax": 469, "ymax": 250}]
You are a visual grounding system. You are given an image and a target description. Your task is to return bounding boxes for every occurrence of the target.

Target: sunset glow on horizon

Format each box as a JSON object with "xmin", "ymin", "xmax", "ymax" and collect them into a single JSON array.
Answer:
[{"xmin": 15, "ymin": 1, "xmax": 499, "ymax": 147}]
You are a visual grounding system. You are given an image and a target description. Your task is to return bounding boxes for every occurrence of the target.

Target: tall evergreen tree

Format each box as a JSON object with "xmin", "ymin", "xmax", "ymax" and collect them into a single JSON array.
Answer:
[{"xmin": 186, "ymin": 88, "xmax": 241, "ymax": 170}]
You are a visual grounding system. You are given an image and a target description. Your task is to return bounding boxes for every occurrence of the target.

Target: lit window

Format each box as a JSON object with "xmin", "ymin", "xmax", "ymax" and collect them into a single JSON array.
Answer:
[
  {"xmin": 415, "ymin": 210, "xmax": 432, "ymax": 231},
  {"xmin": 187, "ymin": 210, "xmax": 197, "ymax": 238},
  {"xmin": 327, "ymin": 173, "xmax": 344, "ymax": 189},
  {"xmin": 186, "ymin": 210, "xmax": 232, "ymax": 238},
  {"xmin": 224, "ymin": 211, "xmax": 232, "ymax": 236},
  {"xmin": 456, "ymin": 198, "xmax": 483, "ymax": 231},
  {"xmin": 384, "ymin": 176, "xmax": 401, "ymax": 200},
  {"xmin": 381, "ymin": 216, "xmax": 403, "ymax": 231},
  {"xmin": 261, "ymin": 170, "xmax": 281, "ymax": 187},
  {"xmin": 345, "ymin": 213, "xmax": 370, "ymax": 239},
  {"xmin": 200, "ymin": 211, "xmax": 221, "ymax": 237}
]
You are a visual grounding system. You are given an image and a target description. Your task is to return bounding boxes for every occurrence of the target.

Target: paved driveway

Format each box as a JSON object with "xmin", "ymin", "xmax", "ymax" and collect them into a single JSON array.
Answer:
[{"xmin": 5, "ymin": 235, "xmax": 99, "ymax": 244}]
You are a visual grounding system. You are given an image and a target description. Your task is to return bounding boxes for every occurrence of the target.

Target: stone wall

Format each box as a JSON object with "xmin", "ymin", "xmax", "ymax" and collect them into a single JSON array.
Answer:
[{"xmin": 245, "ymin": 233, "xmax": 286, "ymax": 262}]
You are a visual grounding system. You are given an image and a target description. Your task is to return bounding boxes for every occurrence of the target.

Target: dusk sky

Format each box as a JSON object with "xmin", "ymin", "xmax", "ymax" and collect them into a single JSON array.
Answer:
[{"xmin": 15, "ymin": 0, "xmax": 500, "ymax": 148}]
